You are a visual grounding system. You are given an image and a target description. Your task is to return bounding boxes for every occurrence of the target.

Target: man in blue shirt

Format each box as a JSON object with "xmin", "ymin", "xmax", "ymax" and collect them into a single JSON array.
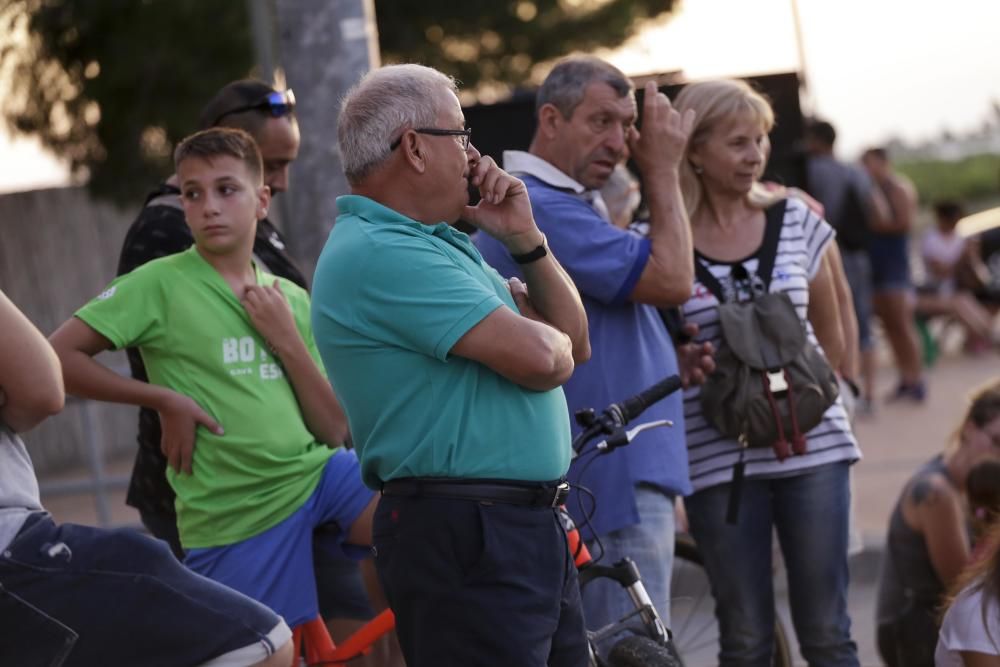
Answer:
[
  {"xmin": 311, "ymin": 64, "xmax": 591, "ymax": 667},
  {"xmin": 476, "ymin": 56, "xmax": 699, "ymax": 634}
]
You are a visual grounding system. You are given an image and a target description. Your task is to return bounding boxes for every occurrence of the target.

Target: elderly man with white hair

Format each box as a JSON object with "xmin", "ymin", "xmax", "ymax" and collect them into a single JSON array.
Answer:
[{"xmin": 310, "ymin": 64, "xmax": 592, "ymax": 666}]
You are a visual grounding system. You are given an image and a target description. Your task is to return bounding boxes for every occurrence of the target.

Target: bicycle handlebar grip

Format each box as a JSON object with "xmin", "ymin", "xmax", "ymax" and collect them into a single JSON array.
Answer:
[{"xmin": 620, "ymin": 375, "xmax": 682, "ymax": 422}]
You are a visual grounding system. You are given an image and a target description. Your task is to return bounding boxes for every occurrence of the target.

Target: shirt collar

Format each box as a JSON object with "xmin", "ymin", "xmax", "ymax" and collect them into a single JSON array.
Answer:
[
  {"xmin": 502, "ymin": 151, "xmax": 586, "ymax": 194},
  {"xmin": 502, "ymin": 151, "xmax": 612, "ymax": 223},
  {"xmin": 336, "ymin": 194, "xmax": 481, "ymax": 261}
]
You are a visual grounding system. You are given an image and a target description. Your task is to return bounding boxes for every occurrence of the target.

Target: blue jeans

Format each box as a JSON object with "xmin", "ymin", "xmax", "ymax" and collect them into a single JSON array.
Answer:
[
  {"xmin": 686, "ymin": 462, "xmax": 858, "ymax": 667},
  {"xmin": 582, "ymin": 485, "xmax": 675, "ymax": 633},
  {"xmin": 0, "ymin": 513, "xmax": 288, "ymax": 667}
]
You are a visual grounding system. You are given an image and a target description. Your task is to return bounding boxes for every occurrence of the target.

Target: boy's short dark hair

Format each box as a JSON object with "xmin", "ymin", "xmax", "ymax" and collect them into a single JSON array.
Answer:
[{"xmin": 174, "ymin": 128, "xmax": 263, "ymax": 183}]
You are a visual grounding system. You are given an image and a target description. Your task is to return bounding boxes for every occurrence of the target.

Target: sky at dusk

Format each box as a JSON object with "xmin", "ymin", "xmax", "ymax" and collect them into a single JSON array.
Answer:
[{"xmin": 3, "ymin": 0, "xmax": 999, "ymax": 193}]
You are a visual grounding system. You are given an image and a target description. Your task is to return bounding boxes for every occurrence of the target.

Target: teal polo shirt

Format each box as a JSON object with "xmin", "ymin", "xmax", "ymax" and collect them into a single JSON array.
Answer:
[{"xmin": 311, "ymin": 195, "xmax": 572, "ymax": 489}]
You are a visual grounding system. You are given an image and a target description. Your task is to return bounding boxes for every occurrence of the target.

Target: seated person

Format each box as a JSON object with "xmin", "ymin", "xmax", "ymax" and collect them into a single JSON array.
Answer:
[
  {"xmin": 0, "ymin": 287, "xmax": 293, "ymax": 667},
  {"xmin": 917, "ymin": 201, "xmax": 997, "ymax": 353},
  {"xmin": 49, "ymin": 127, "xmax": 376, "ymax": 632},
  {"xmin": 876, "ymin": 379, "xmax": 1000, "ymax": 667}
]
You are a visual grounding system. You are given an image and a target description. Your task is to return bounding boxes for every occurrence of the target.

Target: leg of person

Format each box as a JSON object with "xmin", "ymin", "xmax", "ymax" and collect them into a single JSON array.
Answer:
[
  {"xmin": 310, "ymin": 449, "xmax": 403, "ymax": 666},
  {"xmin": 876, "ymin": 288, "xmax": 925, "ymax": 389},
  {"xmin": 685, "ymin": 478, "xmax": 777, "ymax": 667},
  {"xmin": 841, "ymin": 250, "xmax": 876, "ymax": 409},
  {"xmin": 373, "ymin": 495, "xmax": 589, "ymax": 667},
  {"xmin": 185, "ymin": 499, "xmax": 322, "ymax": 630},
  {"xmin": 0, "ymin": 513, "xmax": 292, "ymax": 667},
  {"xmin": 773, "ymin": 462, "xmax": 859, "ymax": 667},
  {"xmin": 581, "ymin": 485, "xmax": 675, "ymax": 634}
]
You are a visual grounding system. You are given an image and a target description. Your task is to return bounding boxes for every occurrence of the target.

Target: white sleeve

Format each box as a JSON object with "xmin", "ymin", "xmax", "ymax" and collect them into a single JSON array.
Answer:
[{"xmin": 938, "ymin": 585, "xmax": 1000, "ymax": 657}]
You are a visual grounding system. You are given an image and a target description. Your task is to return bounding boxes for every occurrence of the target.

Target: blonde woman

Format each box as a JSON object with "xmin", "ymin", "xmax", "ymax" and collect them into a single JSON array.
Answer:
[{"xmin": 673, "ymin": 79, "xmax": 861, "ymax": 666}]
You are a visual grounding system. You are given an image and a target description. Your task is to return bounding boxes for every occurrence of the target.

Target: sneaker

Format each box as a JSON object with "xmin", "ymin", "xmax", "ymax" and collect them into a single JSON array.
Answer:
[
  {"xmin": 856, "ymin": 397, "xmax": 876, "ymax": 417},
  {"xmin": 887, "ymin": 381, "xmax": 927, "ymax": 403}
]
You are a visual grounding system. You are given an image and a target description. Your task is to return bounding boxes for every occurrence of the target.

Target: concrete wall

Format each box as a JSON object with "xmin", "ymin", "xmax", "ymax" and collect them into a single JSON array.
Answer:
[{"xmin": 1, "ymin": 187, "xmax": 139, "ymax": 473}]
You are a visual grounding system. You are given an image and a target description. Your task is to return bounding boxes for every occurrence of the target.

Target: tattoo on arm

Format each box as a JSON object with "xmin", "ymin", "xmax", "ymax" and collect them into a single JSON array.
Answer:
[{"xmin": 910, "ymin": 477, "xmax": 941, "ymax": 506}]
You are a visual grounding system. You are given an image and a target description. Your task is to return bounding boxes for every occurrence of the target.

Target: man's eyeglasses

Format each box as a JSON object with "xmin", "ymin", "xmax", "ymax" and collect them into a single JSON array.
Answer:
[
  {"xmin": 390, "ymin": 127, "xmax": 472, "ymax": 151},
  {"xmin": 212, "ymin": 89, "xmax": 296, "ymax": 126}
]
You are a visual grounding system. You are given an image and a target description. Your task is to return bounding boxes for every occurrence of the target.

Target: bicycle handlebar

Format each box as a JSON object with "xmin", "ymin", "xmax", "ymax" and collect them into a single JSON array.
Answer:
[
  {"xmin": 572, "ymin": 374, "xmax": 682, "ymax": 455},
  {"xmin": 619, "ymin": 374, "xmax": 683, "ymax": 423}
]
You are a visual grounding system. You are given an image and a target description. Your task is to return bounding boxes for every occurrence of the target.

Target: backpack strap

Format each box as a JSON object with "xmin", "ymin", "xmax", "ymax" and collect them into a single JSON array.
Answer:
[
  {"xmin": 693, "ymin": 198, "xmax": 788, "ymax": 303},
  {"xmin": 756, "ymin": 198, "xmax": 787, "ymax": 291}
]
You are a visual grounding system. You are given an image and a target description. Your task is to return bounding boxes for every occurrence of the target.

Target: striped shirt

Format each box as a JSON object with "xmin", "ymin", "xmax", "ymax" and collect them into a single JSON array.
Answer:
[{"xmin": 681, "ymin": 197, "xmax": 861, "ymax": 493}]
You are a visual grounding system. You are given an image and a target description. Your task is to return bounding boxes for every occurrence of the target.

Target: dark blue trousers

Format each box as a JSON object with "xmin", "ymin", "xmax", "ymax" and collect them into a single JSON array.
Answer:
[{"xmin": 373, "ymin": 495, "xmax": 589, "ymax": 666}]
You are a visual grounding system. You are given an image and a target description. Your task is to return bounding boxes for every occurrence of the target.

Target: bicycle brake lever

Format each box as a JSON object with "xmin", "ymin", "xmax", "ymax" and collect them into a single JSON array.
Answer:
[{"xmin": 596, "ymin": 419, "xmax": 674, "ymax": 452}]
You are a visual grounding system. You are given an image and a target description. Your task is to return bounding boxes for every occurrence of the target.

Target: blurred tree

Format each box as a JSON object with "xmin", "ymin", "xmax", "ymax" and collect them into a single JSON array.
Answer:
[
  {"xmin": 376, "ymin": 0, "xmax": 677, "ymax": 90},
  {"xmin": 0, "ymin": 0, "xmax": 676, "ymax": 203},
  {"xmin": 0, "ymin": 0, "xmax": 255, "ymax": 203}
]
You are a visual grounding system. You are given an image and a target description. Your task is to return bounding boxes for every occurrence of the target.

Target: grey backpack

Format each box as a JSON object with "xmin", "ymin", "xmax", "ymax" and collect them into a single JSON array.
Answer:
[{"xmin": 696, "ymin": 200, "xmax": 839, "ymax": 462}]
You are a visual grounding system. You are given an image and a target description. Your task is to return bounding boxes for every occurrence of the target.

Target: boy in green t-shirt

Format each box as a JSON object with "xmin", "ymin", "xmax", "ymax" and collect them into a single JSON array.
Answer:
[{"xmin": 50, "ymin": 128, "xmax": 376, "ymax": 630}]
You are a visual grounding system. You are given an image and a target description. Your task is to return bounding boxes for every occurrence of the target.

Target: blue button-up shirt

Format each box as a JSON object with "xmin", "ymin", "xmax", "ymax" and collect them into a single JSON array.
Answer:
[{"xmin": 475, "ymin": 152, "xmax": 691, "ymax": 539}]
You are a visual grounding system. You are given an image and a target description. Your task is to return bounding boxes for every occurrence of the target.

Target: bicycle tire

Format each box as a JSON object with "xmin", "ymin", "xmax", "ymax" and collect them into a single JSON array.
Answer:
[
  {"xmin": 671, "ymin": 533, "xmax": 793, "ymax": 667},
  {"xmin": 607, "ymin": 635, "xmax": 683, "ymax": 667}
]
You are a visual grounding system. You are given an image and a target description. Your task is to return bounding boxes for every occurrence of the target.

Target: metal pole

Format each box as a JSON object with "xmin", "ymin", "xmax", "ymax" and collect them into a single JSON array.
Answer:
[
  {"xmin": 248, "ymin": 0, "xmax": 276, "ymax": 84},
  {"xmin": 789, "ymin": 0, "xmax": 813, "ymax": 114},
  {"xmin": 78, "ymin": 401, "xmax": 112, "ymax": 527}
]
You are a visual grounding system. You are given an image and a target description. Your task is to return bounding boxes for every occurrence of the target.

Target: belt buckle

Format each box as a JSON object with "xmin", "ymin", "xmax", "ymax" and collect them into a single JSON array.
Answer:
[{"xmin": 551, "ymin": 482, "xmax": 570, "ymax": 508}]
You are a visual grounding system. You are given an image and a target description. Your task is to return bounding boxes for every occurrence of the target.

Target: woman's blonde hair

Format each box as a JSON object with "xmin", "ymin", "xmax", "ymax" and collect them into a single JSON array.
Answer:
[{"xmin": 672, "ymin": 79, "xmax": 776, "ymax": 217}]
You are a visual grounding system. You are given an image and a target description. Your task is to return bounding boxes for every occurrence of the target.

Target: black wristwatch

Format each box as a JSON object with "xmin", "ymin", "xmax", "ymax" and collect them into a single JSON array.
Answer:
[{"xmin": 511, "ymin": 236, "xmax": 548, "ymax": 264}]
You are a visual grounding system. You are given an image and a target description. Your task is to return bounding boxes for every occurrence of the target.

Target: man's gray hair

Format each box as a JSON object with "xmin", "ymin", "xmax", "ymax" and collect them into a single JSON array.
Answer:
[
  {"xmin": 536, "ymin": 56, "xmax": 633, "ymax": 119},
  {"xmin": 338, "ymin": 64, "xmax": 458, "ymax": 184}
]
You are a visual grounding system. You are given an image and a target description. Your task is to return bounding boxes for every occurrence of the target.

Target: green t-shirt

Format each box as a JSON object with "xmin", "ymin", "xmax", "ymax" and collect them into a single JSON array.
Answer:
[
  {"xmin": 311, "ymin": 195, "xmax": 571, "ymax": 489},
  {"xmin": 76, "ymin": 248, "xmax": 335, "ymax": 548}
]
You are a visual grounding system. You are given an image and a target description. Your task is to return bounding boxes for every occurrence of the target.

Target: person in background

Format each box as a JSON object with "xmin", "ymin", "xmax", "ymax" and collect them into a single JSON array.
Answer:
[
  {"xmin": 877, "ymin": 380, "xmax": 1000, "ymax": 667},
  {"xmin": 861, "ymin": 146, "xmax": 926, "ymax": 402},
  {"xmin": 936, "ymin": 520, "xmax": 1000, "ymax": 667},
  {"xmin": 804, "ymin": 119, "xmax": 887, "ymax": 413},
  {"xmin": 0, "ymin": 287, "xmax": 293, "ymax": 667},
  {"xmin": 916, "ymin": 200, "xmax": 997, "ymax": 354},
  {"xmin": 673, "ymin": 78, "xmax": 861, "ymax": 666}
]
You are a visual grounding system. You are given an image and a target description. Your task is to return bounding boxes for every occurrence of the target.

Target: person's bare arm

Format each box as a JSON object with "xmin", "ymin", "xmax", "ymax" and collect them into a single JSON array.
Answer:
[
  {"xmin": 49, "ymin": 317, "xmax": 222, "ymax": 474},
  {"xmin": 807, "ymin": 249, "xmax": 846, "ymax": 371},
  {"xmin": 462, "ymin": 154, "xmax": 590, "ymax": 376},
  {"xmin": 873, "ymin": 177, "xmax": 917, "ymax": 235},
  {"xmin": 242, "ymin": 282, "xmax": 348, "ymax": 446},
  {"xmin": 0, "ymin": 290, "xmax": 65, "ymax": 432},
  {"xmin": 451, "ymin": 304, "xmax": 575, "ymax": 392},
  {"xmin": 906, "ymin": 474, "xmax": 969, "ymax": 586},
  {"xmin": 626, "ymin": 81, "xmax": 696, "ymax": 307},
  {"xmin": 961, "ymin": 651, "xmax": 1000, "ymax": 667},
  {"xmin": 824, "ymin": 243, "xmax": 860, "ymax": 381}
]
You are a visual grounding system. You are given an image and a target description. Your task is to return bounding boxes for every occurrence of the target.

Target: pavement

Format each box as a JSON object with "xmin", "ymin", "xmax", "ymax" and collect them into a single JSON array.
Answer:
[{"xmin": 35, "ymin": 340, "xmax": 999, "ymax": 667}]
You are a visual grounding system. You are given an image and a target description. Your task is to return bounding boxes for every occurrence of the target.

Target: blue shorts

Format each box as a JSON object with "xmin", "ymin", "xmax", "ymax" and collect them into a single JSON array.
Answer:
[
  {"xmin": 186, "ymin": 449, "xmax": 375, "ymax": 628},
  {"xmin": 0, "ymin": 513, "xmax": 289, "ymax": 667},
  {"xmin": 869, "ymin": 235, "xmax": 912, "ymax": 291}
]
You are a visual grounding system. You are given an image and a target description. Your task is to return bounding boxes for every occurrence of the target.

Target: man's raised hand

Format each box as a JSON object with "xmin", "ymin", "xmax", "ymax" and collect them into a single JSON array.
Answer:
[{"xmin": 629, "ymin": 80, "xmax": 696, "ymax": 176}]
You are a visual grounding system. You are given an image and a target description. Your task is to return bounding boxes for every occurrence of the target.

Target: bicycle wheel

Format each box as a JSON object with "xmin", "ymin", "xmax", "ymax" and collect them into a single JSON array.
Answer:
[
  {"xmin": 671, "ymin": 533, "xmax": 792, "ymax": 667},
  {"xmin": 607, "ymin": 635, "xmax": 683, "ymax": 667}
]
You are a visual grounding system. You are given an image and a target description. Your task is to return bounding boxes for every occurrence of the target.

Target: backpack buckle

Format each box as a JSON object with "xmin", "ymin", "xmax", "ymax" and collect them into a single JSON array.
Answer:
[{"xmin": 765, "ymin": 370, "xmax": 788, "ymax": 394}]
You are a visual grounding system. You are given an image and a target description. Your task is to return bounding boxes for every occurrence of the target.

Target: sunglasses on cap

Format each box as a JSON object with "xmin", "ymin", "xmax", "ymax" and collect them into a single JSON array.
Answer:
[{"xmin": 212, "ymin": 89, "xmax": 296, "ymax": 126}]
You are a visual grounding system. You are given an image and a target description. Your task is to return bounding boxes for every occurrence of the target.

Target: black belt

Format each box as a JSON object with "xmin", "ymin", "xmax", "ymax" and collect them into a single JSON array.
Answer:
[{"xmin": 381, "ymin": 478, "xmax": 570, "ymax": 508}]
